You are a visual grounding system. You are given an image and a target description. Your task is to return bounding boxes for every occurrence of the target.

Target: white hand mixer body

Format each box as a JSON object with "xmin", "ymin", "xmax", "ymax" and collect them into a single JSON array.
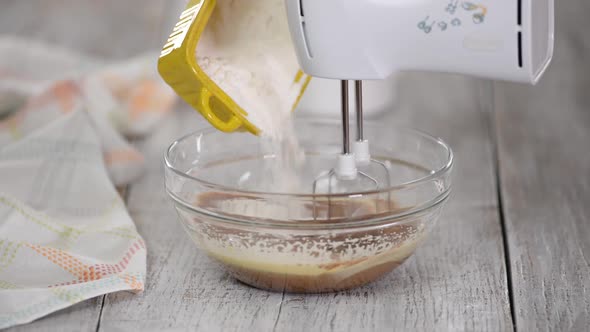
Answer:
[
  {"xmin": 284, "ymin": 0, "xmax": 554, "ymax": 193},
  {"xmin": 285, "ymin": 0, "xmax": 554, "ymax": 83}
]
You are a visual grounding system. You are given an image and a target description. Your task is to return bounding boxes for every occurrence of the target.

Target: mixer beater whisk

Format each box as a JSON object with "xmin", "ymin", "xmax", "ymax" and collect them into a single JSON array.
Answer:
[{"xmin": 312, "ymin": 80, "xmax": 392, "ymax": 219}]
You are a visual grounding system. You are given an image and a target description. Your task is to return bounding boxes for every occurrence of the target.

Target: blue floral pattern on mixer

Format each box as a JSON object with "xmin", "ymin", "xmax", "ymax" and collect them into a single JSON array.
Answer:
[{"xmin": 417, "ymin": 1, "xmax": 487, "ymax": 34}]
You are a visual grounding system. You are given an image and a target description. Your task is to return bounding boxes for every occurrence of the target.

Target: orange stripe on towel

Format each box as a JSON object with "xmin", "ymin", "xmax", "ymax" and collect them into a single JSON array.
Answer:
[
  {"xmin": 104, "ymin": 149, "xmax": 144, "ymax": 165},
  {"xmin": 52, "ymin": 81, "xmax": 79, "ymax": 114},
  {"xmin": 129, "ymin": 80, "xmax": 175, "ymax": 120}
]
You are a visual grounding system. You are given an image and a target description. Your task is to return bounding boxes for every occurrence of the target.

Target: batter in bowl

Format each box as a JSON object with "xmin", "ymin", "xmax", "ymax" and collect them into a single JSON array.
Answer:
[{"xmin": 180, "ymin": 192, "xmax": 426, "ymax": 293}]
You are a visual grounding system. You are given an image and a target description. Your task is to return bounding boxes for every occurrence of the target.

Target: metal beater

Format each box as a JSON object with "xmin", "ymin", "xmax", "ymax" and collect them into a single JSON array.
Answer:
[{"xmin": 312, "ymin": 80, "xmax": 392, "ymax": 219}]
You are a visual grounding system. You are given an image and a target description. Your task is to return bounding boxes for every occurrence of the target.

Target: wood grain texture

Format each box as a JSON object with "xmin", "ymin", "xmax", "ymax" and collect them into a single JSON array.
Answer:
[
  {"xmin": 5, "ymin": 298, "xmax": 103, "ymax": 332},
  {"xmin": 493, "ymin": 1, "xmax": 590, "ymax": 330},
  {"xmin": 99, "ymin": 74, "xmax": 512, "ymax": 331}
]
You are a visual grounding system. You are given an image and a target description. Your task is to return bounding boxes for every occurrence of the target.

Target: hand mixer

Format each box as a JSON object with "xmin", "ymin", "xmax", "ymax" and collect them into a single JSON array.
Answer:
[
  {"xmin": 159, "ymin": 0, "xmax": 554, "ymax": 199},
  {"xmin": 286, "ymin": 0, "xmax": 554, "ymax": 196}
]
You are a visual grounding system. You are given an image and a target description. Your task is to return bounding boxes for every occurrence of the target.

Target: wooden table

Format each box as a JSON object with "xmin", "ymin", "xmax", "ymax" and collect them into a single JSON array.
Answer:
[{"xmin": 2, "ymin": 1, "xmax": 589, "ymax": 331}]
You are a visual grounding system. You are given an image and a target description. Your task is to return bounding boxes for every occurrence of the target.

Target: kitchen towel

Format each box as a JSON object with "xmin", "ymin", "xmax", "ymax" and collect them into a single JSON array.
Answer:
[
  {"xmin": 0, "ymin": 37, "xmax": 176, "ymax": 328},
  {"xmin": 0, "ymin": 36, "xmax": 177, "ymax": 185}
]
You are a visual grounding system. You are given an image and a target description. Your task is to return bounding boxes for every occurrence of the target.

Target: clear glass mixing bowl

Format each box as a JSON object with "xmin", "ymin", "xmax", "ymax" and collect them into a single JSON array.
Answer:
[{"xmin": 165, "ymin": 120, "xmax": 453, "ymax": 293}]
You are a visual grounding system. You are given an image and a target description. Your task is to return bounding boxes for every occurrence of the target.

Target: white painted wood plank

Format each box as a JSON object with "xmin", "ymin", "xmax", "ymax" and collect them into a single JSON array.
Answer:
[{"xmin": 494, "ymin": 1, "xmax": 590, "ymax": 330}]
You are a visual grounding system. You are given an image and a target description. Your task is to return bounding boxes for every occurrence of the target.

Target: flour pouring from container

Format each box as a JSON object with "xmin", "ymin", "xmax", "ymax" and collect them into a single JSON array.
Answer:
[
  {"xmin": 159, "ymin": 0, "xmax": 554, "ymax": 134},
  {"xmin": 158, "ymin": 0, "xmax": 311, "ymax": 136},
  {"xmin": 157, "ymin": 0, "xmax": 553, "ymax": 293},
  {"xmin": 157, "ymin": 0, "xmax": 554, "ymax": 210}
]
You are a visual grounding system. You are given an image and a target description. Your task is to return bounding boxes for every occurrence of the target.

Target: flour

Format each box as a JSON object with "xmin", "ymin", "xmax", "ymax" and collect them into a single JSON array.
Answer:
[{"xmin": 196, "ymin": 0, "xmax": 307, "ymax": 192}]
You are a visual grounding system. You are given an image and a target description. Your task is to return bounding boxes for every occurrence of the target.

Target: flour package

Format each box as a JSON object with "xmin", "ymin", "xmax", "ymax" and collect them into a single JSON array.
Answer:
[
  {"xmin": 197, "ymin": 0, "xmax": 310, "ymax": 138},
  {"xmin": 158, "ymin": 0, "xmax": 310, "ymax": 138},
  {"xmin": 157, "ymin": 0, "xmax": 310, "ymax": 192}
]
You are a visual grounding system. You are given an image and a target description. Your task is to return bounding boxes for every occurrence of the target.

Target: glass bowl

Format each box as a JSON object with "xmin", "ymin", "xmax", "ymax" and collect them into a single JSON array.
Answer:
[{"xmin": 165, "ymin": 120, "xmax": 453, "ymax": 293}]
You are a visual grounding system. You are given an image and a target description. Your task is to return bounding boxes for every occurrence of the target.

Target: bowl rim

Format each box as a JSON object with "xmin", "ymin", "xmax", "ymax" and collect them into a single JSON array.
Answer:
[
  {"xmin": 167, "ymin": 185, "xmax": 451, "ymax": 229},
  {"xmin": 164, "ymin": 124, "xmax": 454, "ymax": 198},
  {"xmin": 164, "ymin": 122, "xmax": 454, "ymax": 227}
]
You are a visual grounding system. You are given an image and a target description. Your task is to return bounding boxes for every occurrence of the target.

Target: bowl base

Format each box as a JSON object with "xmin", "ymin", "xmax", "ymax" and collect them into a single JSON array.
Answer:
[{"xmin": 222, "ymin": 257, "xmax": 411, "ymax": 294}]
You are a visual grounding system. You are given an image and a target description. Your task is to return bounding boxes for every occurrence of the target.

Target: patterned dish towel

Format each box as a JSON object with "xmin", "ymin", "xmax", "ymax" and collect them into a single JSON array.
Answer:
[{"xmin": 0, "ymin": 37, "xmax": 176, "ymax": 328}]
